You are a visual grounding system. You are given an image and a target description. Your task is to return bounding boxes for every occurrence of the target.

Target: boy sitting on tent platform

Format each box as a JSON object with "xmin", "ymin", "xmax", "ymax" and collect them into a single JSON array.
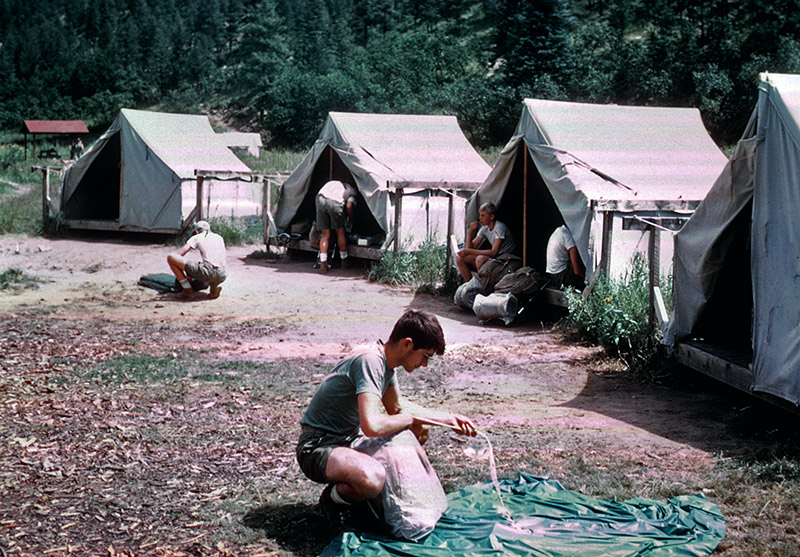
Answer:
[{"xmin": 456, "ymin": 202, "xmax": 518, "ymax": 284}]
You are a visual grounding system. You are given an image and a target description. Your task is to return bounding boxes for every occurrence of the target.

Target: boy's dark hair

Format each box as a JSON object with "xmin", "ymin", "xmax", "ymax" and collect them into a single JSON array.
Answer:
[{"xmin": 388, "ymin": 309, "xmax": 446, "ymax": 355}]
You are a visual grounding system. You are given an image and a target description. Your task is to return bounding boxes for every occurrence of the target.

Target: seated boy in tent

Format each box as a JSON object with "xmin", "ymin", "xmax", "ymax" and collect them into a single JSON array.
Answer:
[
  {"xmin": 456, "ymin": 202, "xmax": 517, "ymax": 284},
  {"xmin": 545, "ymin": 224, "xmax": 585, "ymax": 290}
]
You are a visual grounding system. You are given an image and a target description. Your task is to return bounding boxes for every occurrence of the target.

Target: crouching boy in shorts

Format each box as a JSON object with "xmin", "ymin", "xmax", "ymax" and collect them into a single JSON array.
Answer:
[
  {"xmin": 296, "ymin": 309, "xmax": 477, "ymax": 531},
  {"xmin": 167, "ymin": 220, "xmax": 227, "ymax": 300}
]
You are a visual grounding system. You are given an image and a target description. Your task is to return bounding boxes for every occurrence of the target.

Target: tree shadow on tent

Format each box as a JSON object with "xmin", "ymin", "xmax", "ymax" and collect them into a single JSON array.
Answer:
[{"xmin": 241, "ymin": 502, "xmax": 334, "ymax": 556}]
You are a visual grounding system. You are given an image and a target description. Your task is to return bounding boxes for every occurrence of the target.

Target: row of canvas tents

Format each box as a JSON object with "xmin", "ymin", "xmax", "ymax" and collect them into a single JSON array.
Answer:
[{"xmin": 55, "ymin": 73, "xmax": 800, "ymax": 408}]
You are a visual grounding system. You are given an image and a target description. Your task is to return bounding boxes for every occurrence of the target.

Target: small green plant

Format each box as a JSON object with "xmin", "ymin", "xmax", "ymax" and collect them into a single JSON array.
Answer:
[
  {"xmin": 367, "ymin": 236, "xmax": 448, "ymax": 289},
  {"xmin": 564, "ymin": 254, "xmax": 670, "ymax": 372},
  {"xmin": 208, "ymin": 216, "xmax": 264, "ymax": 245},
  {"xmin": 170, "ymin": 216, "xmax": 265, "ymax": 247},
  {"xmin": 0, "ymin": 268, "xmax": 42, "ymax": 292}
]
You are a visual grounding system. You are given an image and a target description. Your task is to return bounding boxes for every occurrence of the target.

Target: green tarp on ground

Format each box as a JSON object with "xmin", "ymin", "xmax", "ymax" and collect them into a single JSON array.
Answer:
[{"xmin": 320, "ymin": 473, "xmax": 725, "ymax": 556}]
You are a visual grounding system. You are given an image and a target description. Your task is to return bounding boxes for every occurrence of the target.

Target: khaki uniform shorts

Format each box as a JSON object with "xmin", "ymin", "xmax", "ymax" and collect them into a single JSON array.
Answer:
[
  {"xmin": 315, "ymin": 194, "xmax": 346, "ymax": 231},
  {"xmin": 296, "ymin": 425, "xmax": 359, "ymax": 484},
  {"xmin": 185, "ymin": 261, "xmax": 226, "ymax": 286}
]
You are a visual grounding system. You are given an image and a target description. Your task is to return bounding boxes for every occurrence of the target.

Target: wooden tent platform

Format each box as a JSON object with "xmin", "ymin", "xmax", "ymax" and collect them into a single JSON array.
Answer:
[
  {"xmin": 284, "ymin": 239, "xmax": 383, "ymax": 261},
  {"xmin": 674, "ymin": 340, "xmax": 754, "ymax": 393}
]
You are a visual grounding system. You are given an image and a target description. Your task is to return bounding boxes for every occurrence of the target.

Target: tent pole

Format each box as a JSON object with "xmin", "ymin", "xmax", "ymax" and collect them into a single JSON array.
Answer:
[
  {"xmin": 600, "ymin": 210, "xmax": 613, "ymax": 277},
  {"xmin": 196, "ymin": 176, "xmax": 204, "ymax": 222},
  {"xmin": 648, "ymin": 225, "xmax": 661, "ymax": 331},
  {"xmin": 394, "ymin": 188, "xmax": 403, "ymax": 255},
  {"xmin": 522, "ymin": 143, "xmax": 528, "ymax": 267},
  {"xmin": 446, "ymin": 190, "xmax": 455, "ymax": 269},
  {"xmin": 41, "ymin": 167, "xmax": 50, "ymax": 223},
  {"xmin": 268, "ymin": 178, "xmax": 272, "ymax": 251},
  {"xmin": 329, "ymin": 147, "xmax": 333, "ymax": 181}
]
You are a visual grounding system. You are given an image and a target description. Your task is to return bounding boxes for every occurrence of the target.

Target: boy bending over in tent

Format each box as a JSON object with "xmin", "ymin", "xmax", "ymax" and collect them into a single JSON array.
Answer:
[
  {"xmin": 456, "ymin": 202, "xmax": 516, "ymax": 282},
  {"xmin": 167, "ymin": 220, "xmax": 227, "ymax": 300},
  {"xmin": 296, "ymin": 309, "xmax": 476, "ymax": 535},
  {"xmin": 315, "ymin": 180, "xmax": 358, "ymax": 272}
]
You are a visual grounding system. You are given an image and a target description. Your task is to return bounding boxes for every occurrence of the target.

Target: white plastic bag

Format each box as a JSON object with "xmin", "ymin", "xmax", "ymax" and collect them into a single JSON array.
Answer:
[
  {"xmin": 352, "ymin": 430, "xmax": 447, "ymax": 541},
  {"xmin": 453, "ymin": 276, "xmax": 485, "ymax": 310}
]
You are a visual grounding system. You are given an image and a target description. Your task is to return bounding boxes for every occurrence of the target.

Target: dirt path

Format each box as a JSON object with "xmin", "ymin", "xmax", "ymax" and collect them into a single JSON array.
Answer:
[{"xmin": 0, "ymin": 233, "xmax": 790, "ymax": 555}]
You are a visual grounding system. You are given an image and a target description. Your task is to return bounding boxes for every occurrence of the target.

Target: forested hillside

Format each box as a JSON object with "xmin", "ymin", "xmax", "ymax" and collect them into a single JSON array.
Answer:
[{"xmin": 1, "ymin": 0, "xmax": 798, "ymax": 148}]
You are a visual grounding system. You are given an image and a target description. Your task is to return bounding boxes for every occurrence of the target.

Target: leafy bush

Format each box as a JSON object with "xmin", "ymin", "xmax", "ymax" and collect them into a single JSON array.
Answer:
[
  {"xmin": 172, "ymin": 216, "xmax": 265, "ymax": 247},
  {"xmin": 367, "ymin": 237, "xmax": 448, "ymax": 290},
  {"xmin": 0, "ymin": 144, "xmax": 33, "ymax": 189},
  {"xmin": 564, "ymin": 254, "xmax": 669, "ymax": 372},
  {"xmin": 209, "ymin": 216, "xmax": 264, "ymax": 246}
]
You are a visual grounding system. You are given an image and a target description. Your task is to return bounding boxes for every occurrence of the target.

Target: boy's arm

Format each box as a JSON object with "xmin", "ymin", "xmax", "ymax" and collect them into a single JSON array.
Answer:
[
  {"xmin": 358, "ymin": 390, "xmax": 413, "ymax": 438},
  {"xmin": 385, "ymin": 387, "xmax": 477, "ymax": 437}
]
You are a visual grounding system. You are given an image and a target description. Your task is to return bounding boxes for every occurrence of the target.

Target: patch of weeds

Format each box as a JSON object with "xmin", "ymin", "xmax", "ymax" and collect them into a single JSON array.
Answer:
[
  {"xmin": 0, "ymin": 188, "xmax": 41, "ymax": 234},
  {"xmin": 168, "ymin": 216, "xmax": 264, "ymax": 247},
  {"xmin": 209, "ymin": 216, "xmax": 264, "ymax": 245},
  {"xmin": 368, "ymin": 236, "xmax": 448, "ymax": 290},
  {"xmin": 564, "ymin": 254, "xmax": 671, "ymax": 373},
  {"xmin": 79, "ymin": 352, "xmax": 307, "ymax": 389},
  {"xmin": 83, "ymin": 354, "xmax": 190, "ymax": 384},
  {"xmin": 0, "ymin": 268, "xmax": 43, "ymax": 292}
]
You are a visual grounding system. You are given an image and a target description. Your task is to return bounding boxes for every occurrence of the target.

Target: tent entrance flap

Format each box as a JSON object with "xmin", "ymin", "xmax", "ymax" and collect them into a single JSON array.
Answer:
[
  {"xmin": 61, "ymin": 132, "xmax": 121, "ymax": 221},
  {"xmin": 288, "ymin": 146, "xmax": 384, "ymax": 241},
  {"xmin": 501, "ymin": 143, "xmax": 562, "ymax": 270},
  {"xmin": 690, "ymin": 199, "xmax": 754, "ymax": 348}
]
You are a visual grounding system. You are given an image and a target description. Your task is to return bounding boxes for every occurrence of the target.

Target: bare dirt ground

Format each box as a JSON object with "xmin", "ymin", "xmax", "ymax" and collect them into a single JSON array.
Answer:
[{"xmin": 1, "ymin": 232, "xmax": 797, "ymax": 556}]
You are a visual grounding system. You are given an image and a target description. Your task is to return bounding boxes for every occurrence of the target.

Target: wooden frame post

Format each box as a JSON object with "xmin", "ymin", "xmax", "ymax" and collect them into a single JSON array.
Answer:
[
  {"xmin": 196, "ymin": 175, "xmax": 204, "ymax": 221},
  {"xmin": 445, "ymin": 190, "xmax": 455, "ymax": 269},
  {"xmin": 522, "ymin": 143, "xmax": 528, "ymax": 268},
  {"xmin": 648, "ymin": 225, "xmax": 661, "ymax": 331},
  {"xmin": 600, "ymin": 210, "xmax": 613, "ymax": 277},
  {"xmin": 394, "ymin": 188, "xmax": 403, "ymax": 255},
  {"xmin": 41, "ymin": 167, "xmax": 50, "ymax": 223},
  {"xmin": 263, "ymin": 178, "xmax": 271, "ymax": 247}
]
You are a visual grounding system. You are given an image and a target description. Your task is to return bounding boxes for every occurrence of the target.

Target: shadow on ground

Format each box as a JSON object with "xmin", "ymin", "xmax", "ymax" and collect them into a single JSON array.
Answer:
[
  {"xmin": 242, "ymin": 502, "xmax": 335, "ymax": 556},
  {"xmin": 562, "ymin": 361, "xmax": 800, "ymax": 461}
]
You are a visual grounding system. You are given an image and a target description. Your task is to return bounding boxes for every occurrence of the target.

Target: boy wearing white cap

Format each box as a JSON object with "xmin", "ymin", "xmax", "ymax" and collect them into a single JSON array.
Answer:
[{"xmin": 167, "ymin": 220, "xmax": 227, "ymax": 300}]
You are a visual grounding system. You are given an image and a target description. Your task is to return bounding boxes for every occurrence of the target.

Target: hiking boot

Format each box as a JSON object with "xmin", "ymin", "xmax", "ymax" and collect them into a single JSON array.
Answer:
[
  {"xmin": 178, "ymin": 288, "xmax": 195, "ymax": 300},
  {"xmin": 318, "ymin": 484, "xmax": 349, "ymax": 531},
  {"xmin": 340, "ymin": 257, "xmax": 350, "ymax": 270},
  {"xmin": 209, "ymin": 285, "xmax": 222, "ymax": 299},
  {"xmin": 319, "ymin": 260, "xmax": 329, "ymax": 273}
]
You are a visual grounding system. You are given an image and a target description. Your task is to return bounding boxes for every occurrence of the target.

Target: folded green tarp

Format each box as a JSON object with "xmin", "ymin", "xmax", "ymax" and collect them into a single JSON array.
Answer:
[
  {"xmin": 321, "ymin": 473, "xmax": 725, "ymax": 556},
  {"xmin": 138, "ymin": 273, "xmax": 207, "ymax": 294}
]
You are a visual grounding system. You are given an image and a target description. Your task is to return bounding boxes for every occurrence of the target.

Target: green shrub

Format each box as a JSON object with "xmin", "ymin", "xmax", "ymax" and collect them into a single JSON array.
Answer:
[
  {"xmin": 208, "ymin": 216, "xmax": 264, "ymax": 246},
  {"xmin": 0, "ymin": 268, "xmax": 42, "ymax": 292},
  {"xmin": 170, "ymin": 216, "xmax": 264, "ymax": 247},
  {"xmin": 368, "ymin": 236, "xmax": 448, "ymax": 290},
  {"xmin": 564, "ymin": 254, "xmax": 669, "ymax": 372},
  {"xmin": 0, "ymin": 144, "xmax": 34, "ymax": 190}
]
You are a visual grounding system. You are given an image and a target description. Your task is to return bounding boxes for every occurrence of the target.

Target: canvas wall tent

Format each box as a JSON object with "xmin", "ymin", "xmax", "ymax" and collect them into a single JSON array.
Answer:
[
  {"xmin": 466, "ymin": 99, "xmax": 729, "ymax": 282},
  {"xmin": 59, "ymin": 109, "xmax": 255, "ymax": 233},
  {"xmin": 664, "ymin": 73, "xmax": 800, "ymax": 408},
  {"xmin": 273, "ymin": 111, "xmax": 492, "ymax": 257}
]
